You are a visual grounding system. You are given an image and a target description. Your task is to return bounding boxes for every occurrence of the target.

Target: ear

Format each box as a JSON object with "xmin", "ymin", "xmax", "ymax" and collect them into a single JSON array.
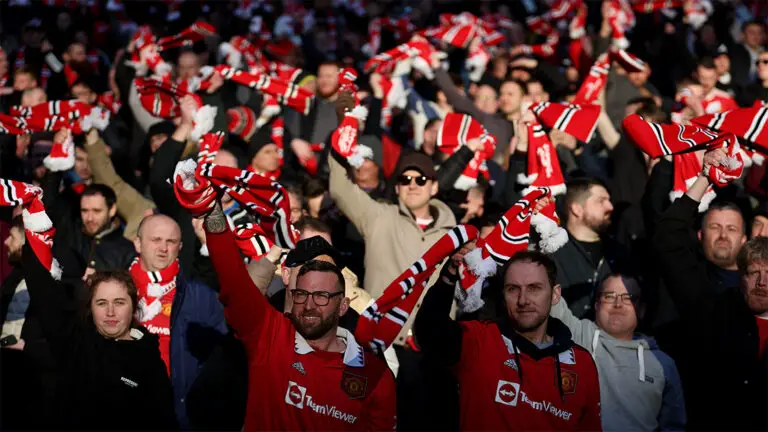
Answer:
[
  {"xmin": 339, "ymin": 296, "xmax": 350, "ymax": 317},
  {"xmin": 178, "ymin": 241, "xmax": 183, "ymax": 251},
  {"xmin": 133, "ymin": 236, "xmax": 141, "ymax": 254},
  {"xmin": 395, "ymin": 184, "xmax": 401, "ymax": 196},
  {"xmin": 551, "ymin": 284, "xmax": 562, "ymax": 306},
  {"xmin": 108, "ymin": 205, "xmax": 117, "ymax": 219},
  {"xmin": 281, "ymin": 267, "xmax": 290, "ymax": 286},
  {"xmin": 741, "ymin": 234, "xmax": 747, "ymax": 246},
  {"xmin": 697, "ymin": 230, "xmax": 703, "ymax": 242},
  {"xmin": 430, "ymin": 180, "xmax": 438, "ymax": 197},
  {"xmin": 569, "ymin": 203, "xmax": 582, "ymax": 219},
  {"xmin": 62, "ymin": 52, "xmax": 71, "ymax": 63}
]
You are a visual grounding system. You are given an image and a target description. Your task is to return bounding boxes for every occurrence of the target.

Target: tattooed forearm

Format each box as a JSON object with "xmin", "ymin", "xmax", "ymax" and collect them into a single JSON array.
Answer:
[{"xmin": 204, "ymin": 202, "xmax": 227, "ymax": 233}]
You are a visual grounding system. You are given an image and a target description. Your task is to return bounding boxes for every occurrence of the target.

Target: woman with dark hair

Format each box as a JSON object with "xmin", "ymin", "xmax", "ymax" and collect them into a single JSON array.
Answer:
[{"xmin": 22, "ymin": 242, "xmax": 177, "ymax": 430}]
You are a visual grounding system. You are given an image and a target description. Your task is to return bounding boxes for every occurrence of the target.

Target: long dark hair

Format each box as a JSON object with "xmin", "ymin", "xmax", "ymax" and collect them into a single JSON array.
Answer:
[{"xmin": 83, "ymin": 270, "xmax": 140, "ymax": 328}]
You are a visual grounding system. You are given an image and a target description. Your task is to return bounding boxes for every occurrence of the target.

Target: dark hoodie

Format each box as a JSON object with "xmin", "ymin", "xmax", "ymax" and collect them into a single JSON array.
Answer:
[{"xmin": 22, "ymin": 243, "xmax": 177, "ymax": 430}]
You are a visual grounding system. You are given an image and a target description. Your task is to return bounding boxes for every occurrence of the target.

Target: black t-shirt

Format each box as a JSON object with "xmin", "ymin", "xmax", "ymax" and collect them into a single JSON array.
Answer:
[{"xmin": 573, "ymin": 238, "xmax": 604, "ymax": 266}]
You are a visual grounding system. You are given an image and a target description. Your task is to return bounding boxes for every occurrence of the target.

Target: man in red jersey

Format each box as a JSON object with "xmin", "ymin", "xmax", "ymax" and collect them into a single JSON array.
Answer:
[
  {"xmin": 203, "ymin": 201, "xmax": 396, "ymax": 431},
  {"xmin": 415, "ymin": 249, "xmax": 601, "ymax": 431}
]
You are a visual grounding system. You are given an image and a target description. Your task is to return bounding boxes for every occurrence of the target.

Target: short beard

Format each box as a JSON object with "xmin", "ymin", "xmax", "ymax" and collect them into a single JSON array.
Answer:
[
  {"xmin": 290, "ymin": 309, "xmax": 339, "ymax": 341},
  {"xmin": 510, "ymin": 312, "xmax": 549, "ymax": 334},
  {"xmin": 586, "ymin": 215, "xmax": 611, "ymax": 234}
]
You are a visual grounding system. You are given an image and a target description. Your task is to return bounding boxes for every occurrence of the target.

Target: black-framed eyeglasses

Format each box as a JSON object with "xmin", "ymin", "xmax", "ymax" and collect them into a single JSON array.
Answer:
[
  {"xmin": 756, "ymin": 59, "xmax": 768, "ymax": 66},
  {"xmin": 291, "ymin": 289, "xmax": 344, "ymax": 306},
  {"xmin": 599, "ymin": 292, "xmax": 634, "ymax": 305},
  {"xmin": 397, "ymin": 174, "xmax": 430, "ymax": 187}
]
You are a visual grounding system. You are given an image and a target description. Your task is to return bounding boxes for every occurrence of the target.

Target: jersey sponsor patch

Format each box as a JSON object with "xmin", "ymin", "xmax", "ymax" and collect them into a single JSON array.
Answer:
[
  {"xmin": 341, "ymin": 371, "xmax": 368, "ymax": 400},
  {"xmin": 560, "ymin": 369, "xmax": 578, "ymax": 395},
  {"xmin": 285, "ymin": 381, "xmax": 307, "ymax": 409},
  {"xmin": 495, "ymin": 380, "xmax": 520, "ymax": 406}
]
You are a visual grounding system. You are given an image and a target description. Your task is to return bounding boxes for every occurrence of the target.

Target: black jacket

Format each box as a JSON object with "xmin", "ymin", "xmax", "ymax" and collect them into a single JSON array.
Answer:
[
  {"xmin": 22, "ymin": 243, "xmax": 177, "ymax": 430},
  {"xmin": 654, "ymin": 194, "xmax": 767, "ymax": 431},
  {"xmin": 551, "ymin": 233, "xmax": 628, "ymax": 319}
]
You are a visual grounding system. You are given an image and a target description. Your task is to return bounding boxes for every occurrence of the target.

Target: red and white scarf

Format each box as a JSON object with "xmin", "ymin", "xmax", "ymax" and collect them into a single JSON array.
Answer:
[
  {"xmin": 691, "ymin": 105, "xmax": 768, "ymax": 150},
  {"xmin": 460, "ymin": 188, "xmax": 568, "ymax": 312},
  {"xmin": 517, "ymin": 122, "xmax": 567, "ymax": 196},
  {"xmin": 129, "ymin": 257, "xmax": 180, "ymax": 323},
  {"xmin": 0, "ymin": 179, "xmax": 60, "ymax": 280},
  {"xmin": 356, "ymin": 225, "xmax": 479, "ymax": 355},
  {"xmin": 134, "ymin": 77, "xmax": 216, "ymax": 141},
  {"xmin": 573, "ymin": 52, "xmax": 611, "ymax": 104},
  {"xmin": 530, "ymin": 101, "xmax": 601, "ymax": 143},
  {"xmin": 214, "ymin": 65, "xmax": 314, "ymax": 115},
  {"xmin": 436, "ymin": 113, "xmax": 497, "ymax": 190}
]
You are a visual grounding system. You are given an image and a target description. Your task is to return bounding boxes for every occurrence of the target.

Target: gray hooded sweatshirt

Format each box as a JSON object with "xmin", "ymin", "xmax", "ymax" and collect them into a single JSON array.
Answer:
[{"xmin": 551, "ymin": 299, "xmax": 686, "ymax": 431}]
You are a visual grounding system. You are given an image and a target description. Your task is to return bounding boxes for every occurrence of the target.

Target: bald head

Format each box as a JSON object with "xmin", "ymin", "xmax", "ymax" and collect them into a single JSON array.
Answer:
[
  {"xmin": 215, "ymin": 149, "xmax": 238, "ymax": 168},
  {"xmin": 134, "ymin": 214, "xmax": 182, "ymax": 271},
  {"xmin": 21, "ymin": 87, "xmax": 47, "ymax": 106}
]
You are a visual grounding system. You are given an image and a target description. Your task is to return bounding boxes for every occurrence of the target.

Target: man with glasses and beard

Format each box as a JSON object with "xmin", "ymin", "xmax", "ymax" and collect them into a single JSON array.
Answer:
[
  {"xmin": 203, "ymin": 201, "xmax": 396, "ymax": 430},
  {"xmin": 552, "ymin": 177, "xmax": 628, "ymax": 318}
]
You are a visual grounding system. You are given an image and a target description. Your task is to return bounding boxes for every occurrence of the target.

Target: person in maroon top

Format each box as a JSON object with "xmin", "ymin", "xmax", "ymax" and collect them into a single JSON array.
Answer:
[
  {"xmin": 415, "ymin": 249, "xmax": 602, "ymax": 431},
  {"xmin": 202, "ymin": 201, "xmax": 396, "ymax": 431}
]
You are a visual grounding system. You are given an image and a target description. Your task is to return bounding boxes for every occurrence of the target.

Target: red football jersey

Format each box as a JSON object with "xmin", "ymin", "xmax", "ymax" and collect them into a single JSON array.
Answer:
[
  {"xmin": 702, "ymin": 89, "xmax": 739, "ymax": 114},
  {"xmin": 455, "ymin": 321, "xmax": 602, "ymax": 431},
  {"xmin": 206, "ymin": 229, "xmax": 397, "ymax": 431}
]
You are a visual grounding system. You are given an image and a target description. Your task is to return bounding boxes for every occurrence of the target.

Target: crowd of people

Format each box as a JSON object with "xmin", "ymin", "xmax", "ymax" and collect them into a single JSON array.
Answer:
[{"xmin": 1, "ymin": 0, "xmax": 768, "ymax": 430}]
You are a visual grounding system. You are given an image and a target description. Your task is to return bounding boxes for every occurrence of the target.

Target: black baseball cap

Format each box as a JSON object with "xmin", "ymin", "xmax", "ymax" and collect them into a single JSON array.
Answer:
[
  {"xmin": 284, "ymin": 236, "xmax": 342, "ymax": 268},
  {"xmin": 395, "ymin": 151, "xmax": 437, "ymax": 179}
]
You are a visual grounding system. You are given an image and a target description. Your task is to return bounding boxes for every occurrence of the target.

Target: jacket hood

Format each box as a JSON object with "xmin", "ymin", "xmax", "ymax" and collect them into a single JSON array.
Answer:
[{"xmin": 499, "ymin": 317, "xmax": 575, "ymax": 360}]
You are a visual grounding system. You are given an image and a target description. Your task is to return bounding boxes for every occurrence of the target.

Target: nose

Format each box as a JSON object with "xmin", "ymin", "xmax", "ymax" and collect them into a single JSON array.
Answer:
[
  {"xmin": 106, "ymin": 304, "xmax": 115, "ymax": 317},
  {"xmin": 605, "ymin": 201, "xmax": 614, "ymax": 212}
]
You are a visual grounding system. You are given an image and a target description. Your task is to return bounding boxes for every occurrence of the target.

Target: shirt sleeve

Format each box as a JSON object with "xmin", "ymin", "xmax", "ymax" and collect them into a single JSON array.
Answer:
[
  {"xmin": 205, "ymin": 226, "xmax": 288, "ymax": 358},
  {"xmin": 365, "ymin": 370, "xmax": 397, "ymax": 431}
]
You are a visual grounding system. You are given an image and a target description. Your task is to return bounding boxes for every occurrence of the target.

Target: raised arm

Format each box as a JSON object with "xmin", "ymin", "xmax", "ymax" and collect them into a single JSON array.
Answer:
[
  {"xmin": 85, "ymin": 129, "xmax": 155, "ymax": 240},
  {"xmin": 203, "ymin": 203, "xmax": 283, "ymax": 351},
  {"xmin": 653, "ymin": 175, "xmax": 715, "ymax": 321},
  {"xmin": 328, "ymin": 152, "xmax": 386, "ymax": 238},
  {"xmin": 413, "ymin": 262, "xmax": 463, "ymax": 366},
  {"xmin": 21, "ymin": 242, "xmax": 75, "ymax": 362},
  {"xmin": 550, "ymin": 297, "xmax": 597, "ymax": 352},
  {"xmin": 433, "ymin": 68, "xmax": 482, "ymax": 120}
]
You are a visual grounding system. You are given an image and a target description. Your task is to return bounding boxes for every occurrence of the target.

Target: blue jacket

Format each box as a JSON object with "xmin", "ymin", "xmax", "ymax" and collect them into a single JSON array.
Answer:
[{"xmin": 170, "ymin": 273, "xmax": 227, "ymax": 428}]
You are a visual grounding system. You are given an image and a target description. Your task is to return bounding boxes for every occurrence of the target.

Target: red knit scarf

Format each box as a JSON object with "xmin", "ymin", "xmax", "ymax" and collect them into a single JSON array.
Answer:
[
  {"xmin": 129, "ymin": 257, "xmax": 180, "ymax": 323},
  {"xmin": 355, "ymin": 225, "xmax": 479, "ymax": 355}
]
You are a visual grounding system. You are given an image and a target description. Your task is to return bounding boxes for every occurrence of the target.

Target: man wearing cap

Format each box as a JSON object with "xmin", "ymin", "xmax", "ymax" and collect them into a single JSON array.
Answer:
[
  {"xmin": 550, "ymin": 274, "xmax": 686, "ymax": 430},
  {"xmin": 203, "ymin": 201, "xmax": 396, "ymax": 430},
  {"xmin": 329, "ymin": 145, "xmax": 456, "ymax": 344}
]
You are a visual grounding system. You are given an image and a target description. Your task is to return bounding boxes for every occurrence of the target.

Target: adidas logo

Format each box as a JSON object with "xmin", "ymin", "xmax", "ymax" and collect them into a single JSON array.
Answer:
[
  {"xmin": 504, "ymin": 358, "xmax": 518, "ymax": 371},
  {"xmin": 292, "ymin": 361, "xmax": 306, "ymax": 375}
]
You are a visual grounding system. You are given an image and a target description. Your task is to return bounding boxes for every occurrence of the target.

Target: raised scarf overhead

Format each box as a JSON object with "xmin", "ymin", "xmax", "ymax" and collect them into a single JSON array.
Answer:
[
  {"xmin": 573, "ymin": 52, "xmax": 611, "ymax": 105},
  {"xmin": 214, "ymin": 65, "xmax": 314, "ymax": 115},
  {"xmin": 0, "ymin": 179, "xmax": 61, "ymax": 280},
  {"xmin": 355, "ymin": 225, "xmax": 479, "ymax": 355},
  {"xmin": 174, "ymin": 132, "xmax": 298, "ymax": 254},
  {"xmin": 460, "ymin": 187, "xmax": 568, "ymax": 312},
  {"xmin": 362, "ymin": 16, "xmax": 417, "ymax": 57},
  {"xmin": 690, "ymin": 105, "xmax": 768, "ymax": 150},
  {"xmin": 363, "ymin": 39, "xmax": 436, "ymax": 78},
  {"xmin": 530, "ymin": 101, "xmax": 601, "ymax": 143},
  {"xmin": 134, "ymin": 77, "xmax": 216, "ymax": 141},
  {"xmin": 517, "ymin": 122, "xmax": 567, "ymax": 196},
  {"xmin": 127, "ymin": 22, "xmax": 217, "ymax": 77},
  {"xmin": 631, "ymin": 0, "xmax": 713, "ymax": 29},
  {"xmin": 436, "ymin": 113, "xmax": 497, "ymax": 190},
  {"xmin": 671, "ymin": 152, "xmax": 717, "ymax": 212}
]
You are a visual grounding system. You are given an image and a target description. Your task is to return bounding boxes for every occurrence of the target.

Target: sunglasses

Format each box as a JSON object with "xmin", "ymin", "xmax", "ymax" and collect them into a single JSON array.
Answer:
[
  {"xmin": 397, "ymin": 174, "xmax": 430, "ymax": 186},
  {"xmin": 757, "ymin": 59, "xmax": 768, "ymax": 66}
]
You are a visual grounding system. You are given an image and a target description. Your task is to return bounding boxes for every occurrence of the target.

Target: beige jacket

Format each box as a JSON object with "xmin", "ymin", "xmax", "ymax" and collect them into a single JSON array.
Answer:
[
  {"xmin": 328, "ymin": 156, "xmax": 457, "ymax": 346},
  {"xmin": 85, "ymin": 134, "xmax": 155, "ymax": 241}
]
